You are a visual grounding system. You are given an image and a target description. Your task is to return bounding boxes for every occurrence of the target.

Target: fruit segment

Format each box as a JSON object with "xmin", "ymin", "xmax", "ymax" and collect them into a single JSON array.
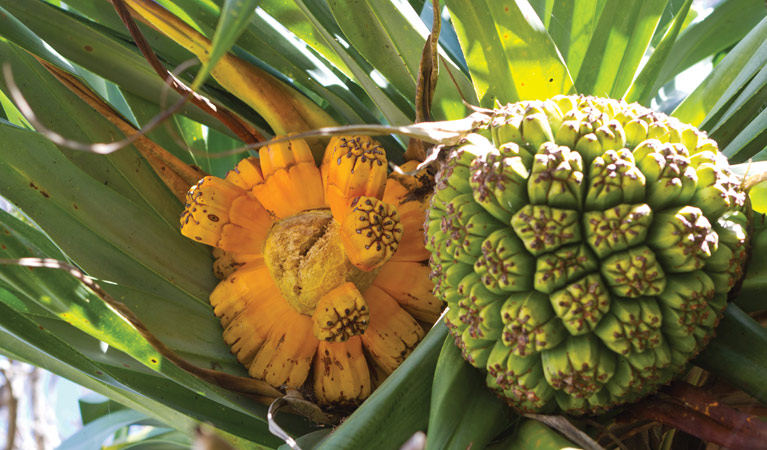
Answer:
[
  {"xmin": 322, "ymin": 136, "xmax": 388, "ymax": 222},
  {"xmin": 180, "ymin": 177, "xmax": 272, "ymax": 254},
  {"xmin": 255, "ymin": 138, "xmax": 324, "ymax": 217},
  {"xmin": 313, "ymin": 337, "xmax": 372, "ymax": 407}
]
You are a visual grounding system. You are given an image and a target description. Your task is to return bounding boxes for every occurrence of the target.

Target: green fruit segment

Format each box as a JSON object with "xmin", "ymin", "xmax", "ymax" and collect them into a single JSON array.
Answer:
[
  {"xmin": 486, "ymin": 341, "xmax": 554, "ymax": 412},
  {"xmin": 498, "ymin": 142, "xmax": 534, "ymax": 168},
  {"xmin": 521, "ymin": 112, "xmax": 555, "ymax": 149},
  {"xmin": 624, "ymin": 119, "xmax": 650, "ymax": 148},
  {"xmin": 541, "ymin": 335, "xmax": 615, "ymax": 399},
  {"xmin": 438, "ymin": 145, "xmax": 481, "ymax": 196},
  {"xmin": 574, "ymin": 134, "xmax": 602, "ymax": 165},
  {"xmin": 600, "ymin": 246, "xmax": 666, "ymax": 297},
  {"xmin": 585, "ymin": 149, "xmax": 645, "ymax": 210},
  {"xmin": 534, "ymin": 244, "xmax": 597, "ymax": 294},
  {"xmin": 426, "ymin": 95, "xmax": 750, "ymax": 415},
  {"xmin": 441, "ymin": 194, "xmax": 503, "ymax": 264},
  {"xmin": 474, "ymin": 229, "xmax": 534, "ymax": 294},
  {"xmin": 528, "ymin": 143, "xmax": 584, "ymax": 209},
  {"xmin": 648, "ymin": 206, "xmax": 718, "ymax": 272},
  {"xmin": 549, "ymin": 273, "xmax": 610, "ymax": 335},
  {"xmin": 633, "ymin": 140, "xmax": 698, "ymax": 210},
  {"xmin": 490, "ymin": 104, "xmax": 524, "ymax": 147},
  {"xmin": 594, "ymin": 120, "xmax": 626, "ymax": 155},
  {"xmin": 594, "ymin": 297, "xmax": 663, "ymax": 356},
  {"xmin": 583, "ymin": 203, "xmax": 652, "ymax": 258},
  {"xmin": 456, "ymin": 273, "xmax": 504, "ymax": 341},
  {"xmin": 624, "ymin": 340, "xmax": 672, "ymax": 379},
  {"xmin": 510, "ymin": 205, "xmax": 581, "ymax": 255},
  {"xmin": 500, "ymin": 291, "xmax": 566, "ymax": 356},
  {"xmin": 603, "ymin": 358, "xmax": 650, "ymax": 402},
  {"xmin": 690, "ymin": 151, "xmax": 737, "ymax": 218},
  {"xmin": 456, "ymin": 327, "xmax": 495, "ymax": 368},
  {"xmin": 657, "ymin": 271, "xmax": 717, "ymax": 339},
  {"xmin": 470, "ymin": 149, "xmax": 529, "ymax": 223}
]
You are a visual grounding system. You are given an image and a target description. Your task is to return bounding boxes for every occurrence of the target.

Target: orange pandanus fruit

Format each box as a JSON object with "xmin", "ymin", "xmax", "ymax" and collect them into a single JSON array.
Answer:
[{"xmin": 180, "ymin": 136, "xmax": 442, "ymax": 407}]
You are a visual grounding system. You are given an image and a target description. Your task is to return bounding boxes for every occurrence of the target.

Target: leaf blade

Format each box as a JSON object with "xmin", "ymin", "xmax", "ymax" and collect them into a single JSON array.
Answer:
[
  {"xmin": 672, "ymin": 17, "xmax": 767, "ymax": 126},
  {"xmin": 653, "ymin": 0, "xmax": 767, "ymax": 91},
  {"xmin": 625, "ymin": 0, "xmax": 693, "ymax": 105},
  {"xmin": 547, "ymin": 0, "xmax": 606, "ymax": 81},
  {"xmin": 326, "ymin": 0, "xmax": 475, "ymax": 120},
  {"xmin": 446, "ymin": 0, "xmax": 574, "ymax": 106},
  {"xmin": 0, "ymin": 1, "xmax": 246, "ymax": 138},
  {"xmin": 426, "ymin": 336, "xmax": 511, "ymax": 450},
  {"xmin": 191, "ymin": 0, "xmax": 260, "ymax": 91},
  {"xmin": 574, "ymin": 0, "xmax": 667, "ymax": 97}
]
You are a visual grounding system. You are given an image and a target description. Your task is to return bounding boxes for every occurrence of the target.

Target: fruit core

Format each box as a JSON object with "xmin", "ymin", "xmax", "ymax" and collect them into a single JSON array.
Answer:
[{"xmin": 263, "ymin": 208, "xmax": 378, "ymax": 315}]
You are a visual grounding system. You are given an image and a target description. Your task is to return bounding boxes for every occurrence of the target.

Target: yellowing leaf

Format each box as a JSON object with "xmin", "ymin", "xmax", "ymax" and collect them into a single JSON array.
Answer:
[
  {"xmin": 446, "ymin": 0, "xmax": 574, "ymax": 106},
  {"xmin": 124, "ymin": 0, "xmax": 337, "ymax": 155}
]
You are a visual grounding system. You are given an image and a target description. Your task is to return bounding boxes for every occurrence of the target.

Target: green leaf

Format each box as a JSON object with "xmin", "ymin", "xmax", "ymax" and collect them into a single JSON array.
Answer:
[
  {"xmin": 104, "ymin": 429, "xmax": 192, "ymax": 450},
  {"xmin": 50, "ymin": 0, "xmax": 269, "ymax": 139},
  {"xmin": 721, "ymin": 108, "xmax": 767, "ymax": 162},
  {"xmin": 0, "ymin": 298, "xmax": 278, "ymax": 447},
  {"xmin": 574, "ymin": 0, "xmax": 667, "ymax": 97},
  {"xmin": 650, "ymin": 0, "xmax": 693, "ymax": 47},
  {"xmin": 445, "ymin": 0, "xmax": 574, "ymax": 106},
  {"xmin": 142, "ymin": 0, "xmax": 407, "ymax": 154},
  {"xmin": 117, "ymin": 89, "xmax": 204, "ymax": 168},
  {"xmin": 75, "ymin": 70, "xmax": 138, "ymax": 125},
  {"xmin": 529, "ymin": 0, "xmax": 555, "ymax": 28},
  {"xmin": 149, "ymin": 0, "xmax": 391, "ymax": 135},
  {"xmin": 58, "ymin": 409, "xmax": 159, "ymax": 450},
  {"xmin": 717, "ymin": 81, "xmax": 767, "ymax": 162},
  {"xmin": 0, "ymin": 37, "xmax": 183, "ymax": 230},
  {"xmin": 315, "ymin": 322, "xmax": 449, "ymax": 450},
  {"xmin": 487, "ymin": 419, "xmax": 577, "ymax": 450},
  {"xmin": 205, "ymin": 127, "xmax": 251, "ymax": 177},
  {"xmin": 0, "ymin": 285, "xmax": 56, "ymax": 319},
  {"xmin": 546, "ymin": 0, "xmax": 607, "ymax": 81},
  {"xmin": 191, "ymin": 0, "xmax": 260, "ymax": 91},
  {"xmin": 652, "ymin": 0, "xmax": 767, "ymax": 91},
  {"xmin": 0, "ymin": 121, "xmax": 216, "ymax": 304},
  {"xmin": 418, "ymin": 1, "xmax": 469, "ymax": 74},
  {"xmin": 278, "ymin": 429, "xmax": 332, "ymax": 450},
  {"xmin": 326, "ymin": 0, "xmax": 476, "ymax": 120},
  {"xmin": 79, "ymin": 392, "xmax": 129, "ymax": 425},
  {"xmin": 251, "ymin": 0, "xmax": 353, "ymax": 79},
  {"xmin": 699, "ymin": 39, "xmax": 767, "ymax": 135},
  {"xmin": 0, "ymin": 261, "xmax": 288, "ymax": 448},
  {"xmin": 625, "ymin": 0, "xmax": 693, "ymax": 105},
  {"xmin": 673, "ymin": 17, "xmax": 767, "ymax": 126},
  {"xmin": 694, "ymin": 53, "xmax": 767, "ymax": 163},
  {"xmin": 0, "ymin": 95, "xmax": 30, "ymax": 128},
  {"xmin": 750, "ymin": 183, "xmax": 767, "ymax": 214},
  {"xmin": 704, "ymin": 63, "xmax": 767, "ymax": 141},
  {"xmin": 426, "ymin": 336, "xmax": 512, "ymax": 450},
  {"xmin": 738, "ymin": 208, "xmax": 766, "ymax": 289},
  {"xmin": 0, "ymin": 190, "xmax": 239, "ymax": 372},
  {"xmin": 0, "ymin": 204, "xmax": 318, "ymax": 444},
  {"xmin": 0, "ymin": 215, "xmax": 229, "ymax": 384},
  {"xmin": 0, "ymin": 1, "xmax": 247, "ymax": 138},
  {"xmin": 145, "ymin": 0, "xmax": 208, "ymax": 34},
  {"xmin": 733, "ymin": 212, "xmax": 767, "ymax": 312},
  {"xmin": 261, "ymin": 0, "xmax": 414, "ymax": 126},
  {"xmin": 696, "ymin": 303, "xmax": 767, "ymax": 404},
  {"xmin": 232, "ymin": 10, "xmax": 386, "ymax": 126}
]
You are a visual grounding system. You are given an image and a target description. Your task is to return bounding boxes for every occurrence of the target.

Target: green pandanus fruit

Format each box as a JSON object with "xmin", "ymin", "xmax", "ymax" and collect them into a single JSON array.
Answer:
[{"xmin": 426, "ymin": 95, "xmax": 750, "ymax": 414}]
